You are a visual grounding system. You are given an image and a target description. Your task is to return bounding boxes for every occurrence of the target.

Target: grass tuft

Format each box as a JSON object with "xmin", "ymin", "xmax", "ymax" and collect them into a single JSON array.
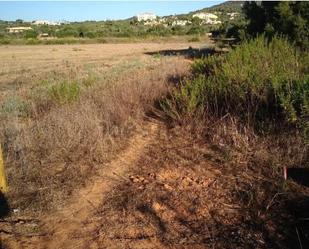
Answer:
[{"xmin": 49, "ymin": 80, "xmax": 80, "ymax": 104}]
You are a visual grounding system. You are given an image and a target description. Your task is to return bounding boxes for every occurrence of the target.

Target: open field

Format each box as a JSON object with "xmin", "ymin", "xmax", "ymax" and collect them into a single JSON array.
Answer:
[
  {"xmin": 0, "ymin": 42, "xmax": 197, "ymax": 74},
  {"xmin": 0, "ymin": 41, "xmax": 194, "ymax": 213},
  {"xmin": 0, "ymin": 42, "xmax": 207, "ymax": 94}
]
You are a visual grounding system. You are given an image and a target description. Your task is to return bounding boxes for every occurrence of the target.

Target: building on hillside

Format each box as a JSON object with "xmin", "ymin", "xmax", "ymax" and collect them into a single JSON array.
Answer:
[
  {"xmin": 171, "ymin": 20, "xmax": 190, "ymax": 26},
  {"xmin": 33, "ymin": 20, "xmax": 61, "ymax": 26},
  {"xmin": 227, "ymin": 12, "xmax": 239, "ymax": 20},
  {"xmin": 136, "ymin": 13, "xmax": 157, "ymax": 22},
  {"xmin": 6, "ymin": 27, "xmax": 32, "ymax": 33},
  {"xmin": 192, "ymin": 12, "xmax": 221, "ymax": 25},
  {"xmin": 144, "ymin": 20, "xmax": 159, "ymax": 26},
  {"xmin": 205, "ymin": 19, "xmax": 222, "ymax": 25},
  {"xmin": 193, "ymin": 13, "xmax": 218, "ymax": 20}
]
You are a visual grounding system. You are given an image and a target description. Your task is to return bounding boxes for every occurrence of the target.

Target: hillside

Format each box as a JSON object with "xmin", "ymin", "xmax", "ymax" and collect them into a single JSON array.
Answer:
[{"xmin": 0, "ymin": 1, "xmax": 246, "ymax": 45}]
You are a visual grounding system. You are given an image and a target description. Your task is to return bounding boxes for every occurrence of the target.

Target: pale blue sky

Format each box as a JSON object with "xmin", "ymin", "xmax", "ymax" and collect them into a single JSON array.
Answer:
[{"xmin": 0, "ymin": 1, "xmax": 224, "ymax": 22}]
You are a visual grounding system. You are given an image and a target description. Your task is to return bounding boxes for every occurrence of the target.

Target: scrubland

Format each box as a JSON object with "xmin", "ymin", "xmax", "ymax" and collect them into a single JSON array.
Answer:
[
  {"xmin": 92, "ymin": 36, "xmax": 309, "ymax": 249},
  {"xmin": 1, "ymin": 37, "xmax": 308, "ymax": 249},
  {"xmin": 0, "ymin": 43, "xmax": 190, "ymax": 214}
]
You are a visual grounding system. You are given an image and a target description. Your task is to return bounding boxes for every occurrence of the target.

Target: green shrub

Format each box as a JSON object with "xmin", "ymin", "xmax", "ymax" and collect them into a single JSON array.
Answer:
[
  {"xmin": 191, "ymin": 56, "xmax": 222, "ymax": 76},
  {"xmin": 163, "ymin": 35, "xmax": 309, "ymax": 136},
  {"xmin": 49, "ymin": 81, "xmax": 80, "ymax": 104},
  {"xmin": 0, "ymin": 97, "xmax": 29, "ymax": 117},
  {"xmin": 24, "ymin": 30, "xmax": 38, "ymax": 39},
  {"xmin": 56, "ymin": 27, "xmax": 79, "ymax": 38},
  {"xmin": 85, "ymin": 31, "xmax": 96, "ymax": 38},
  {"xmin": 0, "ymin": 38, "xmax": 11, "ymax": 45}
]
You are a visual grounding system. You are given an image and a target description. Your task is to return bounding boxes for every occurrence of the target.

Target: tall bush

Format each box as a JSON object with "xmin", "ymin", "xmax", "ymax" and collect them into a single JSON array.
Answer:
[{"xmin": 163, "ymin": 36, "xmax": 309, "ymax": 136}]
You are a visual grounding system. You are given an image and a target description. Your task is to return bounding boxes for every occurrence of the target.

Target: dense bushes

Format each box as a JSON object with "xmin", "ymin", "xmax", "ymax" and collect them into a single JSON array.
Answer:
[
  {"xmin": 24, "ymin": 29, "xmax": 38, "ymax": 39},
  {"xmin": 0, "ymin": 19, "xmax": 215, "ymax": 42},
  {"xmin": 162, "ymin": 36, "xmax": 309, "ymax": 138},
  {"xmin": 243, "ymin": 1, "xmax": 309, "ymax": 50}
]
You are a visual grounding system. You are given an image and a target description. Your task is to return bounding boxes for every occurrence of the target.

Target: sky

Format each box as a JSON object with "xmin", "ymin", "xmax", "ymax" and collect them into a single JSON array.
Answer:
[{"xmin": 0, "ymin": 1, "xmax": 224, "ymax": 22}]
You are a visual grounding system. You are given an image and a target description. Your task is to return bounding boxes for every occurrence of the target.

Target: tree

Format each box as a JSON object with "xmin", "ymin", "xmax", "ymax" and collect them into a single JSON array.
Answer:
[
  {"xmin": 15, "ymin": 19, "xmax": 23, "ymax": 24},
  {"xmin": 24, "ymin": 30, "xmax": 38, "ymax": 39},
  {"xmin": 243, "ymin": 1, "xmax": 309, "ymax": 49},
  {"xmin": 243, "ymin": 1, "xmax": 266, "ymax": 35}
]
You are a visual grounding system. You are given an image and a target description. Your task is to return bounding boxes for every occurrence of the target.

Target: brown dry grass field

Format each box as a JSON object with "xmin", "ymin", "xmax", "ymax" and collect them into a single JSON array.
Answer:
[
  {"xmin": 0, "ymin": 41, "xmax": 308, "ymax": 249},
  {"xmin": 0, "ymin": 42, "xmax": 201, "ymax": 96}
]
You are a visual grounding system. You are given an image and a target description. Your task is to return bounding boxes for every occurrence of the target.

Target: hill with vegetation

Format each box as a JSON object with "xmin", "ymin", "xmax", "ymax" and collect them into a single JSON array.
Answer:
[{"xmin": 0, "ymin": 1, "xmax": 246, "ymax": 45}]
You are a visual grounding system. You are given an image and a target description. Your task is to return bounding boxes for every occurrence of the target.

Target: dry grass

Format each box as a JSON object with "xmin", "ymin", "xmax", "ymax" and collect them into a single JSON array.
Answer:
[
  {"xmin": 0, "ymin": 52, "xmax": 190, "ymax": 214},
  {"xmin": 1, "ymin": 41, "xmax": 307, "ymax": 248},
  {"xmin": 0, "ymin": 42, "xmax": 199, "ymax": 91},
  {"xmin": 81, "ymin": 40, "xmax": 308, "ymax": 248}
]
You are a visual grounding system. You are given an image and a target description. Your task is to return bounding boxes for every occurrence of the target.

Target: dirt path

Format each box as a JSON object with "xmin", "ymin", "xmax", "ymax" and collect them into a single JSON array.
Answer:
[{"xmin": 3, "ymin": 121, "xmax": 159, "ymax": 249}]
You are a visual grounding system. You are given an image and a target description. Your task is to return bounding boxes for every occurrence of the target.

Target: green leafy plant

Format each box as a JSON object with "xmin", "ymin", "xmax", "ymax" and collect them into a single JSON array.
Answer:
[
  {"xmin": 49, "ymin": 81, "xmax": 80, "ymax": 104},
  {"xmin": 163, "ymin": 35, "xmax": 309, "ymax": 138}
]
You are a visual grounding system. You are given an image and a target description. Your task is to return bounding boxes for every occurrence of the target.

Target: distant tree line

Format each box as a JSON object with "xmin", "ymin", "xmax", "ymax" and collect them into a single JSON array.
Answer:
[{"xmin": 0, "ymin": 18, "xmax": 221, "ymax": 41}]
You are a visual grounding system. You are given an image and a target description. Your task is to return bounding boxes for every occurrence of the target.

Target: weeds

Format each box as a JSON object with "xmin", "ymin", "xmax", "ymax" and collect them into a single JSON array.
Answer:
[
  {"xmin": 49, "ymin": 80, "xmax": 80, "ymax": 104},
  {"xmin": 0, "ymin": 97, "xmax": 29, "ymax": 117},
  {"xmin": 152, "ymin": 53, "xmax": 162, "ymax": 60}
]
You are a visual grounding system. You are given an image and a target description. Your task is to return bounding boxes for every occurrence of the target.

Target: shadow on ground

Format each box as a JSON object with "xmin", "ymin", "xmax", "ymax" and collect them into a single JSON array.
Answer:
[
  {"xmin": 95, "ymin": 127, "xmax": 309, "ymax": 249},
  {"xmin": 145, "ymin": 46, "xmax": 219, "ymax": 59},
  {"xmin": 0, "ymin": 192, "xmax": 10, "ymax": 218}
]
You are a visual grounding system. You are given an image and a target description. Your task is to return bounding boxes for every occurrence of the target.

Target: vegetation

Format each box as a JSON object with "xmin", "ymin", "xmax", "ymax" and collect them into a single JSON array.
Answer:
[
  {"xmin": 163, "ymin": 36, "xmax": 309, "ymax": 136},
  {"xmin": 0, "ymin": 56, "xmax": 188, "ymax": 212},
  {"xmin": 1, "ymin": 1, "xmax": 308, "ymax": 248},
  {"xmin": 243, "ymin": 1, "xmax": 309, "ymax": 50},
  {"xmin": 0, "ymin": 2, "xmax": 245, "ymax": 45},
  {"xmin": 0, "ymin": 19, "xmax": 212, "ymax": 43},
  {"xmin": 155, "ymin": 11, "xmax": 309, "ymax": 246}
]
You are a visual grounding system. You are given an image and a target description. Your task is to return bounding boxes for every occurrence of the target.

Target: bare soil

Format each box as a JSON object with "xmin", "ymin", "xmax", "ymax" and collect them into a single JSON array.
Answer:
[
  {"xmin": 2, "ymin": 121, "xmax": 309, "ymax": 249},
  {"xmin": 1, "ymin": 121, "xmax": 159, "ymax": 249}
]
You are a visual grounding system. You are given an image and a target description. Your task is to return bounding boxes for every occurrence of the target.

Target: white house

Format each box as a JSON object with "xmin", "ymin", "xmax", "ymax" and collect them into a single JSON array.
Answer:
[
  {"xmin": 136, "ymin": 13, "xmax": 157, "ymax": 22},
  {"xmin": 192, "ymin": 12, "xmax": 221, "ymax": 25},
  {"xmin": 193, "ymin": 13, "xmax": 218, "ymax": 20},
  {"xmin": 171, "ymin": 20, "xmax": 190, "ymax": 26},
  {"xmin": 6, "ymin": 27, "xmax": 32, "ymax": 33},
  {"xmin": 33, "ymin": 20, "xmax": 61, "ymax": 26},
  {"xmin": 227, "ymin": 12, "xmax": 239, "ymax": 20}
]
